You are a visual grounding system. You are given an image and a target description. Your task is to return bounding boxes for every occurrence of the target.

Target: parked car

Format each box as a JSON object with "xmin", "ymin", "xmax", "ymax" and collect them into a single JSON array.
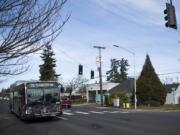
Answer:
[
  {"xmin": 62, "ymin": 97, "xmax": 72, "ymax": 109},
  {"xmin": 3, "ymin": 96, "xmax": 9, "ymax": 101}
]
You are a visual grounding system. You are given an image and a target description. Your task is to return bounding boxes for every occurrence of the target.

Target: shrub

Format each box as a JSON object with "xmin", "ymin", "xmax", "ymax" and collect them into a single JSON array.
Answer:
[{"xmin": 143, "ymin": 100, "xmax": 161, "ymax": 107}]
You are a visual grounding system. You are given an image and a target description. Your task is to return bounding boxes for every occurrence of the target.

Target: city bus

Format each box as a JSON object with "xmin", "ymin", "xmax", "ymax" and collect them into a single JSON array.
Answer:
[{"xmin": 9, "ymin": 80, "xmax": 63, "ymax": 119}]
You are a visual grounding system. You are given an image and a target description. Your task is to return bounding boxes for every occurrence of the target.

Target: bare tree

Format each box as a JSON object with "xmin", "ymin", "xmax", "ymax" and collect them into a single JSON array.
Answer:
[
  {"xmin": 66, "ymin": 76, "xmax": 88, "ymax": 98},
  {"xmin": 0, "ymin": 0, "xmax": 70, "ymax": 76}
]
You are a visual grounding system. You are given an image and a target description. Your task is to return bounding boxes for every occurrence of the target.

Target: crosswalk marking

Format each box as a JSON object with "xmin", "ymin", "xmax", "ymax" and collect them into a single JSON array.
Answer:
[
  {"xmin": 103, "ymin": 111, "xmax": 110, "ymax": 113},
  {"xmin": 89, "ymin": 111, "xmax": 104, "ymax": 114},
  {"xmin": 56, "ymin": 116, "xmax": 68, "ymax": 120},
  {"xmin": 96, "ymin": 107, "xmax": 109, "ymax": 109},
  {"xmin": 63, "ymin": 112, "xmax": 74, "ymax": 115},
  {"xmin": 109, "ymin": 111, "xmax": 121, "ymax": 114},
  {"xmin": 62, "ymin": 110, "xmax": 130, "ymax": 116},
  {"xmin": 75, "ymin": 111, "xmax": 89, "ymax": 114},
  {"xmin": 120, "ymin": 111, "xmax": 129, "ymax": 114}
]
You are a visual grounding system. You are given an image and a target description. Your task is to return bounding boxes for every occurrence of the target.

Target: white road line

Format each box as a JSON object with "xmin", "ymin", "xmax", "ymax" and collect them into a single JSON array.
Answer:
[
  {"xmin": 109, "ymin": 111, "xmax": 121, "ymax": 114},
  {"xmin": 56, "ymin": 116, "xmax": 68, "ymax": 120},
  {"xmin": 75, "ymin": 111, "xmax": 89, "ymax": 115},
  {"xmin": 90, "ymin": 111, "xmax": 104, "ymax": 114},
  {"xmin": 120, "ymin": 111, "xmax": 129, "ymax": 114},
  {"xmin": 103, "ymin": 111, "xmax": 110, "ymax": 113},
  {"xmin": 63, "ymin": 112, "xmax": 74, "ymax": 115},
  {"xmin": 96, "ymin": 107, "xmax": 109, "ymax": 109}
]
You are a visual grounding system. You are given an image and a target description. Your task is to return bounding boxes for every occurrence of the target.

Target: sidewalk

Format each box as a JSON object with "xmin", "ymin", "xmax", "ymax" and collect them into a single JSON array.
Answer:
[
  {"xmin": 72, "ymin": 103, "xmax": 180, "ymax": 112},
  {"xmin": 72, "ymin": 103, "xmax": 99, "ymax": 107}
]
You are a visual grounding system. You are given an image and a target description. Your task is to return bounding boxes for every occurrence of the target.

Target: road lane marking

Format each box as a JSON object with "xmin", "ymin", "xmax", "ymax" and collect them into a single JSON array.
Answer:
[
  {"xmin": 96, "ymin": 107, "xmax": 109, "ymax": 109},
  {"xmin": 109, "ymin": 111, "xmax": 129, "ymax": 114},
  {"xmin": 109, "ymin": 111, "xmax": 121, "ymax": 114},
  {"xmin": 120, "ymin": 111, "xmax": 129, "ymax": 114},
  {"xmin": 56, "ymin": 116, "xmax": 68, "ymax": 120},
  {"xmin": 103, "ymin": 111, "xmax": 110, "ymax": 113},
  {"xmin": 75, "ymin": 111, "xmax": 89, "ymax": 114},
  {"xmin": 90, "ymin": 111, "xmax": 104, "ymax": 114},
  {"xmin": 63, "ymin": 112, "xmax": 74, "ymax": 115}
]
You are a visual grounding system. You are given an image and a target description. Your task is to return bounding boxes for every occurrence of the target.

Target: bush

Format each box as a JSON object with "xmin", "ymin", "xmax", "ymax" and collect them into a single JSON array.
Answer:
[{"xmin": 143, "ymin": 100, "xmax": 161, "ymax": 107}]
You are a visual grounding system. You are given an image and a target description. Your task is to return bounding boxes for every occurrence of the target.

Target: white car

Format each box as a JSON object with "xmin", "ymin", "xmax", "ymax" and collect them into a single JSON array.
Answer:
[{"xmin": 3, "ymin": 97, "xmax": 9, "ymax": 101}]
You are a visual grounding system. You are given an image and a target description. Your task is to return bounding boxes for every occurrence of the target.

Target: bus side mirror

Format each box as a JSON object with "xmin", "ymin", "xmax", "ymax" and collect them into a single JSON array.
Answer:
[
  {"xmin": 58, "ymin": 83, "xmax": 64, "ymax": 93},
  {"xmin": 60, "ymin": 86, "xmax": 64, "ymax": 93}
]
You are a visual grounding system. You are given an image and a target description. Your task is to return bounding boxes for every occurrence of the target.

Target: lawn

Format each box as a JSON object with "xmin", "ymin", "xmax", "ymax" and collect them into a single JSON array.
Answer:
[{"xmin": 137, "ymin": 104, "xmax": 180, "ymax": 110}]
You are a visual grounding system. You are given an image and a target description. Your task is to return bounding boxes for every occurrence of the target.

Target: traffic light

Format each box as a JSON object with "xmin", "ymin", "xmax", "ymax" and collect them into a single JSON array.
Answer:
[
  {"xmin": 78, "ymin": 64, "xmax": 83, "ymax": 75},
  {"xmin": 91, "ymin": 70, "xmax": 94, "ymax": 79},
  {"xmin": 164, "ymin": 3, "xmax": 177, "ymax": 29}
]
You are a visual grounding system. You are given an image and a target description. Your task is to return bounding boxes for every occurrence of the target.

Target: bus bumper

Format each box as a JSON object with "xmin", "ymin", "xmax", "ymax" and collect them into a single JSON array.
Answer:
[{"xmin": 25, "ymin": 111, "xmax": 62, "ymax": 119}]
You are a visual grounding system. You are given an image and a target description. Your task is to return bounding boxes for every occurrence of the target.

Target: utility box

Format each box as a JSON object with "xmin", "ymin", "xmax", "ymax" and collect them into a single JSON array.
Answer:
[
  {"xmin": 126, "ymin": 103, "xmax": 130, "ymax": 109},
  {"xmin": 123, "ymin": 103, "xmax": 126, "ymax": 108},
  {"xmin": 113, "ymin": 99, "xmax": 120, "ymax": 107}
]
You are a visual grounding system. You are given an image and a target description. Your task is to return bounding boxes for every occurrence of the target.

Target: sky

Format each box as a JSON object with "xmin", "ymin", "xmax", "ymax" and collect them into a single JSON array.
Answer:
[{"xmin": 1, "ymin": 0, "xmax": 180, "ymax": 90}]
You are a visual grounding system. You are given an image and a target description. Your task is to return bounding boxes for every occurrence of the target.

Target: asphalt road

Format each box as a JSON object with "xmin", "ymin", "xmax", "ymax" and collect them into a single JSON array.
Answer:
[{"xmin": 0, "ymin": 100, "xmax": 180, "ymax": 135}]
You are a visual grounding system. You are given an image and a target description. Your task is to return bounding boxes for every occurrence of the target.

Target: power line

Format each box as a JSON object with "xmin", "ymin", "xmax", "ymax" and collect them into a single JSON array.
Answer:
[
  {"xmin": 158, "ymin": 71, "xmax": 180, "ymax": 75},
  {"xmin": 54, "ymin": 47, "xmax": 94, "ymax": 70}
]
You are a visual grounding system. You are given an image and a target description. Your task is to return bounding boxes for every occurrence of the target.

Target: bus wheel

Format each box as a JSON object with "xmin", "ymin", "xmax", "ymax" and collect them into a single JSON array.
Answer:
[
  {"xmin": 19, "ymin": 110, "xmax": 25, "ymax": 120},
  {"xmin": 9, "ymin": 105, "xmax": 13, "ymax": 114},
  {"xmin": 10, "ymin": 109, "xmax": 13, "ymax": 114}
]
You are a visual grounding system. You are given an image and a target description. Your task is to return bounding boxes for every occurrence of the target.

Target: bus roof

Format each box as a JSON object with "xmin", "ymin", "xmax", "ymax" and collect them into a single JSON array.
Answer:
[{"xmin": 10, "ymin": 80, "xmax": 59, "ymax": 88}]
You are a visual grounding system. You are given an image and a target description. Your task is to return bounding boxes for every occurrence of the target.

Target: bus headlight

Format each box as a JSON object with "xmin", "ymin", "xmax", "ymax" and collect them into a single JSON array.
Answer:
[
  {"xmin": 25, "ymin": 107, "xmax": 32, "ymax": 115},
  {"xmin": 57, "ymin": 106, "xmax": 61, "ymax": 111}
]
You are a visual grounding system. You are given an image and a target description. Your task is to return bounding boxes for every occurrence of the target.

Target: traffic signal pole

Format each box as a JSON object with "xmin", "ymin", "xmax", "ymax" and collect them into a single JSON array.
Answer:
[
  {"xmin": 170, "ymin": 0, "xmax": 172, "ymax": 5},
  {"xmin": 93, "ymin": 46, "xmax": 105, "ymax": 107}
]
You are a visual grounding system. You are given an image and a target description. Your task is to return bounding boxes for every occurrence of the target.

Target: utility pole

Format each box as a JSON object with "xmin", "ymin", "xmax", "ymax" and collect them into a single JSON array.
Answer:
[{"xmin": 93, "ymin": 45, "xmax": 106, "ymax": 107}]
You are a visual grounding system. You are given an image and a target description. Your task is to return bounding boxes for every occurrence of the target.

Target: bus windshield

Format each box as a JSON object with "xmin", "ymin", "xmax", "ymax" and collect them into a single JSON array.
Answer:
[
  {"xmin": 44, "ymin": 88, "xmax": 60, "ymax": 104},
  {"xmin": 27, "ymin": 88, "xmax": 60, "ymax": 105}
]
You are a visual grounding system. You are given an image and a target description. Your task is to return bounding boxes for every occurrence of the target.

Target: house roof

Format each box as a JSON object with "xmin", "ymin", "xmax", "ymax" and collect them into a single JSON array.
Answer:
[
  {"xmin": 86, "ymin": 82, "xmax": 119, "ymax": 91},
  {"xmin": 164, "ymin": 83, "xmax": 179, "ymax": 93},
  {"xmin": 109, "ymin": 78, "xmax": 134, "ymax": 94}
]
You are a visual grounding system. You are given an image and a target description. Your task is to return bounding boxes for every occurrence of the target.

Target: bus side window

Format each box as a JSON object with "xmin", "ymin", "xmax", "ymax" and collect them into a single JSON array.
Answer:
[
  {"xmin": 10, "ymin": 92, "xmax": 14, "ymax": 106},
  {"xmin": 14, "ymin": 91, "xmax": 18, "ymax": 97},
  {"xmin": 10, "ymin": 92, "xmax": 13, "ymax": 100}
]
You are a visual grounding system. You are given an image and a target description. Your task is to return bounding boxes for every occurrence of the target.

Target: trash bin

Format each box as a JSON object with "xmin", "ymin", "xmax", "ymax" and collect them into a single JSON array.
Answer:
[
  {"xmin": 126, "ymin": 103, "xmax": 130, "ymax": 109},
  {"xmin": 123, "ymin": 103, "xmax": 126, "ymax": 109},
  {"xmin": 113, "ymin": 99, "xmax": 120, "ymax": 107}
]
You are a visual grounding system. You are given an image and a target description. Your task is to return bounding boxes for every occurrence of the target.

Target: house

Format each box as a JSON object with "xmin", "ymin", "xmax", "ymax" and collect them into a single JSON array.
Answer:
[
  {"xmin": 86, "ymin": 80, "xmax": 180, "ymax": 105},
  {"xmin": 165, "ymin": 83, "xmax": 180, "ymax": 104},
  {"xmin": 86, "ymin": 82, "xmax": 119, "ymax": 103},
  {"xmin": 86, "ymin": 78, "xmax": 134, "ymax": 103}
]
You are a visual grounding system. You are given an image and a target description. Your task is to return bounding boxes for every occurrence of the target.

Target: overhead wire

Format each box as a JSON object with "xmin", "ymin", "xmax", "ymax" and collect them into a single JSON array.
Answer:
[
  {"xmin": 54, "ymin": 46, "xmax": 94, "ymax": 71},
  {"xmin": 158, "ymin": 71, "xmax": 180, "ymax": 76}
]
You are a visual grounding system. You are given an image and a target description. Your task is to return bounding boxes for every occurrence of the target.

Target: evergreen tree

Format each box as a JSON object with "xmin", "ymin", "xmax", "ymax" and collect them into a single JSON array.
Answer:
[
  {"xmin": 136, "ymin": 54, "xmax": 166, "ymax": 106},
  {"xmin": 119, "ymin": 58, "xmax": 129, "ymax": 80},
  {"xmin": 106, "ymin": 58, "xmax": 129, "ymax": 83},
  {"xmin": 39, "ymin": 44, "xmax": 58, "ymax": 81}
]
